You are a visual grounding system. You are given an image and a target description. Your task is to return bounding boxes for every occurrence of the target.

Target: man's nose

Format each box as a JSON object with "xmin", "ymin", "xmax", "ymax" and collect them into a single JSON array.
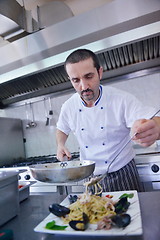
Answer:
[{"xmin": 80, "ymin": 80, "xmax": 88, "ymax": 90}]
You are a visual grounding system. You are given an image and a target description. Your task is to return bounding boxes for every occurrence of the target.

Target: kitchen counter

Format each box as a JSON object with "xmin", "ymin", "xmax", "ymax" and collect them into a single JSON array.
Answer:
[
  {"xmin": 0, "ymin": 192, "xmax": 160, "ymax": 240},
  {"xmin": 134, "ymin": 142, "xmax": 160, "ymax": 155}
]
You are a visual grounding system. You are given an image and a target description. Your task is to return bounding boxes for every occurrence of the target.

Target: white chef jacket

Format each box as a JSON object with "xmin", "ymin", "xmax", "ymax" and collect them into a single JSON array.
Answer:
[{"xmin": 57, "ymin": 85, "xmax": 156, "ymax": 175}]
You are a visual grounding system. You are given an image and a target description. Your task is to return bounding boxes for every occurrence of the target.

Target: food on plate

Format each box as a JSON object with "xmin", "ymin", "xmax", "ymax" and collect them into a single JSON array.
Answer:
[
  {"xmin": 114, "ymin": 196, "xmax": 130, "ymax": 214},
  {"xmin": 111, "ymin": 214, "xmax": 131, "ymax": 228},
  {"xmin": 45, "ymin": 220, "xmax": 68, "ymax": 230},
  {"xmin": 49, "ymin": 203, "xmax": 70, "ymax": 217},
  {"xmin": 68, "ymin": 194, "xmax": 78, "ymax": 204},
  {"xmin": 47, "ymin": 178, "xmax": 134, "ymax": 232},
  {"xmin": 47, "ymin": 191, "xmax": 133, "ymax": 231},
  {"xmin": 119, "ymin": 193, "xmax": 134, "ymax": 199},
  {"xmin": 105, "ymin": 194, "xmax": 113, "ymax": 198},
  {"xmin": 96, "ymin": 213, "xmax": 131, "ymax": 230},
  {"xmin": 84, "ymin": 177, "xmax": 103, "ymax": 195},
  {"xmin": 69, "ymin": 212, "xmax": 89, "ymax": 231},
  {"xmin": 62, "ymin": 192, "xmax": 116, "ymax": 224}
]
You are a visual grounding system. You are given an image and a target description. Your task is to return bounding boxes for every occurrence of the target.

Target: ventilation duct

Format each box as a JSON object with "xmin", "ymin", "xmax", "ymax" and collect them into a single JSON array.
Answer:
[
  {"xmin": 0, "ymin": 0, "xmax": 38, "ymax": 34},
  {"xmin": 0, "ymin": 0, "xmax": 73, "ymax": 38},
  {"xmin": 0, "ymin": 0, "xmax": 159, "ymax": 108}
]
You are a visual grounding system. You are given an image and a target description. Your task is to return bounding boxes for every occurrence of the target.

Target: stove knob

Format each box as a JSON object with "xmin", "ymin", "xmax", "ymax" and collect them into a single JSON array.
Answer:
[
  {"xmin": 151, "ymin": 164, "xmax": 159, "ymax": 173},
  {"xmin": 18, "ymin": 175, "xmax": 21, "ymax": 180},
  {"xmin": 24, "ymin": 174, "xmax": 31, "ymax": 180}
]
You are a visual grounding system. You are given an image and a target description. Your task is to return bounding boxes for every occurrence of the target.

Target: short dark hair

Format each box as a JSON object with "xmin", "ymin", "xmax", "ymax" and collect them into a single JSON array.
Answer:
[{"xmin": 64, "ymin": 49, "xmax": 100, "ymax": 72}]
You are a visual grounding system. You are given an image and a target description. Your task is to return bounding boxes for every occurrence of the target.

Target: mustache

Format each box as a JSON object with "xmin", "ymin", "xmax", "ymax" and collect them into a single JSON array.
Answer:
[{"xmin": 81, "ymin": 88, "xmax": 93, "ymax": 95}]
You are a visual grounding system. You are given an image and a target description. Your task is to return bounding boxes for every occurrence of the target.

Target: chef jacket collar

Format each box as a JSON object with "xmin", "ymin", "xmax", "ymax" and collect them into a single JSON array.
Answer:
[{"xmin": 81, "ymin": 85, "xmax": 102, "ymax": 106}]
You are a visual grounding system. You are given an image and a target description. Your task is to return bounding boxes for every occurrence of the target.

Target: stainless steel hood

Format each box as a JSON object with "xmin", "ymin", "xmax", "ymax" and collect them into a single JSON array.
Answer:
[{"xmin": 0, "ymin": 0, "xmax": 160, "ymax": 108}]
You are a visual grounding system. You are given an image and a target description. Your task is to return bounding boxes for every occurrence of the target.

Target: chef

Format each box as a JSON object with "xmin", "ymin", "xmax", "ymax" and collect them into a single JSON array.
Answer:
[{"xmin": 56, "ymin": 49, "xmax": 160, "ymax": 192}]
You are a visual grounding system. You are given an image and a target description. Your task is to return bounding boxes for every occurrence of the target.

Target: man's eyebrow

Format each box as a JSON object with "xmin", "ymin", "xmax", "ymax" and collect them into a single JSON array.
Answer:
[
  {"xmin": 81, "ymin": 72, "xmax": 94, "ymax": 78},
  {"xmin": 69, "ymin": 72, "xmax": 94, "ymax": 81},
  {"xmin": 84, "ymin": 72, "xmax": 94, "ymax": 76},
  {"xmin": 70, "ymin": 77, "xmax": 79, "ymax": 81}
]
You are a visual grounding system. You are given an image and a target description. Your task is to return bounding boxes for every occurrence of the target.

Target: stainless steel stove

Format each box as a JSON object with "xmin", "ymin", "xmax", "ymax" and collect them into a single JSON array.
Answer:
[
  {"xmin": 3, "ymin": 151, "xmax": 160, "ymax": 193},
  {"xmin": 134, "ymin": 152, "xmax": 160, "ymax": 191}
]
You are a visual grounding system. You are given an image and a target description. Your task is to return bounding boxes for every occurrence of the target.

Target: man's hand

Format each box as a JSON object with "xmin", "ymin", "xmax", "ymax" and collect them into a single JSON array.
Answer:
[
  {"xmin": 131, "ymin": 117, "xmax": 160, "ymax": 147},
  {"xmin": 56, "ymin": 145, "xmax": 71, "ymax": 161},
  {"xmin": 56, "ymin": 129, "xmax": 71, "ymax": 161}
]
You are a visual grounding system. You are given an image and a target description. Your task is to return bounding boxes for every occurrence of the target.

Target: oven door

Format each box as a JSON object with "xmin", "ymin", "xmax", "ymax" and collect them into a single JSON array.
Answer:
[{"xmin": 135, "ymin": 153, "xmax": 160, "ymax": 191}]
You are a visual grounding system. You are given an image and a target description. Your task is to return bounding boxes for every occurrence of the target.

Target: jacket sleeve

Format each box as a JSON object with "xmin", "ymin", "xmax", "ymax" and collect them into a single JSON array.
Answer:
[{"xmin": 56, "ymin": 102, "xmax": 71, "ymax": 135}]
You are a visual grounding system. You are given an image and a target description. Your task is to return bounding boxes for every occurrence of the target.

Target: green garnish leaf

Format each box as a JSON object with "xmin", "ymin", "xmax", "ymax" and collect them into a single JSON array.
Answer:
[
  {"xmin": 45, "ymin": 220, "xmax": 56, "ymax": 229},
  {"xmin": 45, "ymin": 221, "xmax": 68, "ymax": 230},
  {"xmin": 119, "ymin": 193, "xmax": 134, "ymax": 199},
  {"xmin": 51, "ymin": 225, "xmax": 68, "ymax": 230}
]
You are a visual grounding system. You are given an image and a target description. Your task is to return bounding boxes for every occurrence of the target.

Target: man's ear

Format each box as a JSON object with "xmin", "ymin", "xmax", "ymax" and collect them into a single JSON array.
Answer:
[{"xmin": 98, "ymin": 66, "xmax": 103, "ymax": 80}]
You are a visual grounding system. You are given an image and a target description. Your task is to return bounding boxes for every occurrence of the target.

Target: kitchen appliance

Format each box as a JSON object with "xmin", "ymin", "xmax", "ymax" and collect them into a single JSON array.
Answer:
[
  {"xmin": 0, "ymin": 170, "xmax": 19, "ymax": 226},
  {"xmin": 135, "ymin": 153, "xmax": 160, "ymax": 191},
  {"xmin": 0, "ymin": 117, "xmax": 25, "ymax": 168},
  {"xmin": 19, "ymin": 181, "xmax": 32, "ymax": 203}
]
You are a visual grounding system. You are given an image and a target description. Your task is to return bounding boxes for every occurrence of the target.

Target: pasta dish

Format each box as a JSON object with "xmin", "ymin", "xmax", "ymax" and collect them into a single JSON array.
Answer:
[
  {"xmin": 62, "ymin": 192, "xmax": 116, "ymax": 224},
  {"xmin": 48, "ymin": 188, "xmax": 133, "ymax": 231},
  {"xmin": 47, "ymin": 179, "xmax": 133, "ymax": 231}
]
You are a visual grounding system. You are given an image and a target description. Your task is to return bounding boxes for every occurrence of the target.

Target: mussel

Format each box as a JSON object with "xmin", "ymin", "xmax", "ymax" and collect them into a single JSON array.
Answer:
[
  {"xmin": 114, "ymin": 197, "xmax": 130, "ymax": 214},
  {"xmin": 69, "ymin": 212, "xmax": 89, "ymax": 231},
  {"xmin": 49, "ymin": 203, "xmax": 70, "ymax": 217},
  {"xmin": 68, "ymin": 195, "xmax": 78, "ymax": 204},
  {"xmin": 111, "ymin": 213, "xmax": 131, "ymax": 228}
]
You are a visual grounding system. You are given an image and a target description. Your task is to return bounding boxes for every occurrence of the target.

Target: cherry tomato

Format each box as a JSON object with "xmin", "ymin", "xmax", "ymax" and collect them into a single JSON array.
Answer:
[{"xmin": 105, "ymin": 194, "xmax": 113, "ymax": 198}]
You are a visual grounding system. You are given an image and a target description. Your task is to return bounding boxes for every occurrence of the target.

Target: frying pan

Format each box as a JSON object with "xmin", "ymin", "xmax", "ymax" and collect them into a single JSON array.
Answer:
[{"xmin": 29, "ymin": 160, "xmax": 95, "ymax": 183}]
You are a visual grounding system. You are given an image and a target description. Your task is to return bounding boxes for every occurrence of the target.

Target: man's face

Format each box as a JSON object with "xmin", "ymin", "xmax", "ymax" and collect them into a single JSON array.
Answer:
[{"xmin": 66, "ymin": 58, "xmax": 103, "ymax": 106}]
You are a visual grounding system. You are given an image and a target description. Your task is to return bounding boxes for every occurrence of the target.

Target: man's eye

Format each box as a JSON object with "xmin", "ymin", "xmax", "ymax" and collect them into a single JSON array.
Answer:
[
  {"xmin": 86, "ymin": 76, "xmax": 92, "ymax": 79},
  {"xmin": 85, "ymin": 74, "xmax": 94, "ymax": 79},
  {"xmin": 72, "ymin": 79, "xmax": 79, "ymax": 83}
]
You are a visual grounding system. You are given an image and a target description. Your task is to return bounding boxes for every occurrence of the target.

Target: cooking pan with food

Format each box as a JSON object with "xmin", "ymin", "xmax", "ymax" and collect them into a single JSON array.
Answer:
[{"xmin": 29, "ymin": 160, "xmax": 95, "ymax": 183}]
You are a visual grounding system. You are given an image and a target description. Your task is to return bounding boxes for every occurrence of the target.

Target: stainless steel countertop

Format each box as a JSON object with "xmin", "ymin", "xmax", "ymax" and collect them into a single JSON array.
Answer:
[
  {"xmin": 0, "ymin": 191, "xmax": 160, "ymax": 240},
  {"xmin": 134, "ymin": 142, "xmax": 160, "ymax": 155}
]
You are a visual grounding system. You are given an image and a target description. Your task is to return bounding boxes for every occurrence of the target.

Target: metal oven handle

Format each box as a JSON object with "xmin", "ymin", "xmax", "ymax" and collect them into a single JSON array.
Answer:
[{"xmin": 136, "ymin": 164, "xmax": 150, "ymax": 168}]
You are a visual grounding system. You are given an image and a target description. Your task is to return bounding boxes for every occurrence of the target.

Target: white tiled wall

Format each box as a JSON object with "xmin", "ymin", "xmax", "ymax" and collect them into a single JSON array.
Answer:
[{"xmin": 0, "ymin": 72, "xmax": 160, "ymax": 157}]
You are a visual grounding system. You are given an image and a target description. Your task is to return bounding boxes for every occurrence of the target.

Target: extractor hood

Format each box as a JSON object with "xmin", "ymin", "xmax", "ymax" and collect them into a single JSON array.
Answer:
[{"xmin": 0, "ymin": 0, "xmax": 159, "ymax": 108}]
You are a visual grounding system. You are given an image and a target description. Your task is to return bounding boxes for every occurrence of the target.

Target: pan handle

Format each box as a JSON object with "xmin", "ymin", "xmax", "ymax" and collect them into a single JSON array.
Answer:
[{"xmin": 60, "ymin": 162, "xmax": 68, "ymax": 168}]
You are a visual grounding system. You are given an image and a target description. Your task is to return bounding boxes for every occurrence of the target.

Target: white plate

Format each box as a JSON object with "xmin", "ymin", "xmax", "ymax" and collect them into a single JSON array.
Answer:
[{"xmin": 34, "ymin": 190, "xmax": 142, "ymax": 236}]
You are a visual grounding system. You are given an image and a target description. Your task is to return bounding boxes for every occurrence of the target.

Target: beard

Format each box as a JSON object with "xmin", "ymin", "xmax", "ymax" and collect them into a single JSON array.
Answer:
[{"xmin": 80, "ymin": 88, "xmax": 94, "ymax": 101}]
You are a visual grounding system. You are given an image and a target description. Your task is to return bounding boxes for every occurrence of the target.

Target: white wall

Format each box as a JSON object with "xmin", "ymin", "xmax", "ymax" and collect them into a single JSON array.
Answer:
[
  {"xmin": 0, "ymin": 92, "xmax": 79, "ymax": 157},
  {"xmin": 0, "ymin": 72, "xmax": 160, "ymax": 157},
  {"xmin": 109, "ymin": 73, "xmax": 160, "ymax": 109}
]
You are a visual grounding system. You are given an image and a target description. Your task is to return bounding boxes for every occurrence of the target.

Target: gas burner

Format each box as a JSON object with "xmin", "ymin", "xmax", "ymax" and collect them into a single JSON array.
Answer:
[
  {"xmin": 2, "ymin": 152, "xmax": 80, "ymax": 168},
  {"xmin": 71, "ymin": 152, "xmax": 80, "ymax": 159},
  {"xmin": 16, "ymin": 155, "xmax": 59, "ymax": 167},
  {"xmin": 13, "ymin": 162, "xmax": 30, "ymax": 167}
]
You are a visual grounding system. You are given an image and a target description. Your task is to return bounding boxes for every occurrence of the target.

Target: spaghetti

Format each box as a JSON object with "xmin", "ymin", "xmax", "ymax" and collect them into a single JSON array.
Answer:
[{"xmin": 62, "ymin": 192, "xmax": 116, "ymax": 224}]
